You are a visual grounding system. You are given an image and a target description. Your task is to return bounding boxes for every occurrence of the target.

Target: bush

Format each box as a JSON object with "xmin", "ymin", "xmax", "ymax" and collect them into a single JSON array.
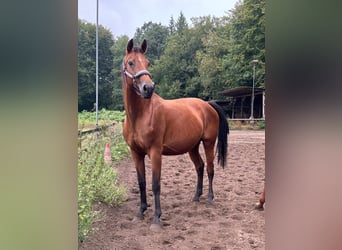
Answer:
[{"xmin": 78, "ymin": 123, "xmax": 129, "ymax": 242}]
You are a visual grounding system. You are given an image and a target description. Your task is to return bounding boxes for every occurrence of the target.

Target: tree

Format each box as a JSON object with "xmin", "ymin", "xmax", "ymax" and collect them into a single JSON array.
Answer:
[
  {"xmin": 152, "ymin": 30, "xmax": 196, "ymax": 99},
  {"xmin": 111, "ymin": 35, "xmax": 129, "ymax": 110},
  {"xmin": 196, "ymin": 31, "xmax": 229, "ymax": 99},
  {"xmin": 78, "ymin": 19, "xmax": 115, "ymax": 111},
  {"xmin": 175, "ymin": 12, "xmax": 188, "ymax": 34},
  {"xmin": 225, "ymin": 0, "xmax": 265, "ymax": 88},
  {"xmin": 168, "ymin": 16, "xmax": 176, "ymax": 35},
  {"xmin": 151, "ymin": 13, "xmax": 192, "ymax": 98},
  {"xmin": 191, "ymin": 16, "xmax": 229, "ymax": 100},
  {"xmin": 133, "ymin": 22, "xmax": 169, "ymax": 64},
  {"xmin": 154, "ymin": 14, "xmax": 222, "ymax": 100}
]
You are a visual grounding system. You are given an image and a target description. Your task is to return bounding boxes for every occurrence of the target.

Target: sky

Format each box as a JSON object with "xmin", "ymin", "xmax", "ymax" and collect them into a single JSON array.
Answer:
[{"xmin": 78, "ymin": 0, "xmax": 239, "ymax": 38}]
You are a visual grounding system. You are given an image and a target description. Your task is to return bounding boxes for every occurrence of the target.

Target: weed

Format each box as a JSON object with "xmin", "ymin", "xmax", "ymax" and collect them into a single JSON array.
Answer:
[{"xmin": 78, "ymin": 115, "xmax": 129, "ymax": 242}]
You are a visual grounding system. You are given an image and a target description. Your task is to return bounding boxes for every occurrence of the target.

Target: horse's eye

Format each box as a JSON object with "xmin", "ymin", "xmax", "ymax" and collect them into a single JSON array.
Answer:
[
  {"xmin": 128, "ymin": 61, "xmax": 134, "ymax": 67},
  {"xmin": 147, "ymin": 61, "xmax": 151, "ymax": 67}
]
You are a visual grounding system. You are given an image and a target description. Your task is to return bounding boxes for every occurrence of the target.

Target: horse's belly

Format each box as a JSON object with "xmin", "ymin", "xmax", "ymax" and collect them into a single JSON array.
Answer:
[
  {"xmin": 162, "ymin": 138, "xmax": 200, "ymax": 155},
  {"xmin": 162, "ymin": 119, "xmax": 204, "ymax": 155}
]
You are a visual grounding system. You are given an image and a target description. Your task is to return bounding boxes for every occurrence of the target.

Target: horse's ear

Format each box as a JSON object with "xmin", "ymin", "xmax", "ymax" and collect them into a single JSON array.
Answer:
[
  {"xmin": 141, "ymin": 39, "xmax": 147, "ymax": 54},
  {"xmin": 127, "ymin": 39, "xmax": 134, "ymax": 53}
]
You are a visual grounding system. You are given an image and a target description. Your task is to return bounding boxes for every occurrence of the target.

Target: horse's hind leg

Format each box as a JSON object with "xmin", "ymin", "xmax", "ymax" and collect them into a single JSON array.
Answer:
[
  {"xmin": 203, "ymin": 140, "xmax": 216, "ymax": 205},
  {"xmin": 189, "ymin": 144, "xmax": 204, "ymax": 201},
  {"xmin": 131, "ymin": 150, "xmax": 147, "ymax": 219}
]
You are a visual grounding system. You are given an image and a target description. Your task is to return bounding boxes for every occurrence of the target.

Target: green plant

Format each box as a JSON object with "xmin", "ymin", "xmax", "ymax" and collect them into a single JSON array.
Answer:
[
  {"xmin": 228, "ymin": 120, "xmax": 265, "ymax": 130},
  {"xmin": 78, "ymin": 109, "xmax": 126, "ymax": 129},
  {"xmin": 256, "ymin": 120, "xmax": 265, "ymax": 129},
  {"xmin": 78, "ymin": 123, "xmax": 129, "ymax": 242}
]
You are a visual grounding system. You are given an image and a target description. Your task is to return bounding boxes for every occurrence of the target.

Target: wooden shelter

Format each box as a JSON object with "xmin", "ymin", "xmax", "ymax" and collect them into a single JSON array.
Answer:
[{"xmin": 218, "ymin": 86, "xmax": 265, "ymax": 120}]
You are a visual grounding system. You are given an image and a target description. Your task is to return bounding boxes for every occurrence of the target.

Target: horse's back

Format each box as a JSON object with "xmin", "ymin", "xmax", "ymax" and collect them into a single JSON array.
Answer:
[
  {"xmin": 164, "ymin": 97, "xmax": 216, "ymax": 116},
  {"xmin": 162, "ymin": 97, "xmax": 218, "ymax": 125}
]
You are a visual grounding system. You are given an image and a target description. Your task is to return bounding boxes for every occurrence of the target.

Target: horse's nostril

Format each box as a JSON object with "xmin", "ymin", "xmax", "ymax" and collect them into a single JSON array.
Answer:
[{"xmin": 143, "ymin": 85, "xmax": 147, "ymax": 91}]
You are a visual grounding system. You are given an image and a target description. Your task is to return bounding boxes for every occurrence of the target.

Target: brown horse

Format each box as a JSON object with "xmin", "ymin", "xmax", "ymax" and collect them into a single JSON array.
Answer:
[
  {"xmin": 255, "ymin": 184, "xmax": 265, "ymax": 210},
  {"xmin": 121, "ymin": 39, "xmax": 229, "ymax": 231}
]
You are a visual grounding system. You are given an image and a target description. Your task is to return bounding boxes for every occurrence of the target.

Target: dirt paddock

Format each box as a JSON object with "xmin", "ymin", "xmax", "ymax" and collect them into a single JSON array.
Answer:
[{"xmin": 80, "ymin": 130, "xmax": 265, "ymax": 249}]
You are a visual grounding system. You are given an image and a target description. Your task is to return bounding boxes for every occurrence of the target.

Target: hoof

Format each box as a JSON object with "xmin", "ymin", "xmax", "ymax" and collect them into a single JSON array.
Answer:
[
  {"xmin": 135, "ymin": 210, "xmax": 145, "ymax": 220},
  {"xmin": 150, "ymin": 223, "xmax": 163, "ymax": 232},
  {"xmin": 255, "ymin": 202, "xmax": 264, "ymax": 210},
  {"xmin": 192, "ymin": 196, "xmax": 200, "ymax": 202},
  {"xmin": 192, "ymin": 191, "xmax": 202, "ymax": 201},
  {"xmin": 207, "ymin": 199, "xmax": 214, "ymax": 206}
]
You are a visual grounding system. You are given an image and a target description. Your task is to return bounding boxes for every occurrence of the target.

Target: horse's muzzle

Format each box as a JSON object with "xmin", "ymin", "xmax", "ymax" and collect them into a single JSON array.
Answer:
[{"xmin": 141, "ymin": 82, "xmax": 155, "ymax": 99}]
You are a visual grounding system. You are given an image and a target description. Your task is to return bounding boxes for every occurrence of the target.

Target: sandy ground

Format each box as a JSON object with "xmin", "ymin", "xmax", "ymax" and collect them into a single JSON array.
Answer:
[{"xmin": 79, "ymin": 130, "xmax": 265, "ymax": 250}]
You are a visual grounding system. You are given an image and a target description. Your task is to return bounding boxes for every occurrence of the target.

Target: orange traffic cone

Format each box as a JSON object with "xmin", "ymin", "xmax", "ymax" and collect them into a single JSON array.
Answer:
[{"xmin": 104, "ymin": 143, "xmax": 112, "ymax": 164}]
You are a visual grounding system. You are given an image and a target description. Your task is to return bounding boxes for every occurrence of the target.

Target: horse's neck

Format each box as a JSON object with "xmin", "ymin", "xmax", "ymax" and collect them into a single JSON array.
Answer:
[{"xmin": 123, "ymin": 85, "xmax": 152, "ymax": 123}]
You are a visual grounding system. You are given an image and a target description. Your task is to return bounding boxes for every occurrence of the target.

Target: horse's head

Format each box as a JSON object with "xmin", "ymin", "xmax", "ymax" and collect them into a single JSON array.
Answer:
[{"xmin": 122, "ymin": 39, "xmax": 155, "ymax": 99}]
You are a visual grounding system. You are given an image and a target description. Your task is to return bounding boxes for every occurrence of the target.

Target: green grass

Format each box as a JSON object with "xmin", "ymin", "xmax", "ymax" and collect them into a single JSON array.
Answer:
[
  {"xmin": 229, "ymin": 120, "xmax": 266, "ymax": 130},
  {"xmin": 78, "ymin": 109, "xmax": 125, "ymax": 130},
  {"xmin": 78, "ymin": 111, "xmax": 129, "ymax": 242}
]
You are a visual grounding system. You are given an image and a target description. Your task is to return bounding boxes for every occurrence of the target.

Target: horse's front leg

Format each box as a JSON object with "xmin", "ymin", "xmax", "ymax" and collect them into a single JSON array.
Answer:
[
  {"xmin": 149, "ymin": 149, "xmax": 162, "ymax": 232},
  {"xmin": 131, "ymin": 150, "xmax": 147, "ymax": 219}
]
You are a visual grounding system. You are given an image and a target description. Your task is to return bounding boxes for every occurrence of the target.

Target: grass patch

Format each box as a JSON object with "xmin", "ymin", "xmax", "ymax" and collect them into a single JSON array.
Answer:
[
  {"xmin": 229, "ymin": 120, "xmax": 265, "ymax": 130},
  {"xmin": 78, "ymin": 116, "xmax": 129, "ymax": 242},
  {"xmin": 78, "ymin": 109, "xmax": 125, "ymax": 131}
]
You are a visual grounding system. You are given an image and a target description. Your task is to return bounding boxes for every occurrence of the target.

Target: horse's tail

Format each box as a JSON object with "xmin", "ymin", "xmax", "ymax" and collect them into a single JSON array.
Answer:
[{"xmin": 208, "ymin": 101, "xmax": 229, "ymax": 168}]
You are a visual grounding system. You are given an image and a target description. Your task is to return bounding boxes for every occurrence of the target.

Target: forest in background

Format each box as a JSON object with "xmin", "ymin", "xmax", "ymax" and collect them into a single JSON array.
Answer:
[{"xmin": 78, "ymin": 0, "xmax": 265, "ymax": 111}]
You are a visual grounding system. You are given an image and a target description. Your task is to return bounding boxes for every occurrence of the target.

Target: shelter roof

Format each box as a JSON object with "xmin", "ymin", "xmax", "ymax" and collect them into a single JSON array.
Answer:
[{"xmin": 219, "ymin": 86, "xmax": 265, "ymax": 97}]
